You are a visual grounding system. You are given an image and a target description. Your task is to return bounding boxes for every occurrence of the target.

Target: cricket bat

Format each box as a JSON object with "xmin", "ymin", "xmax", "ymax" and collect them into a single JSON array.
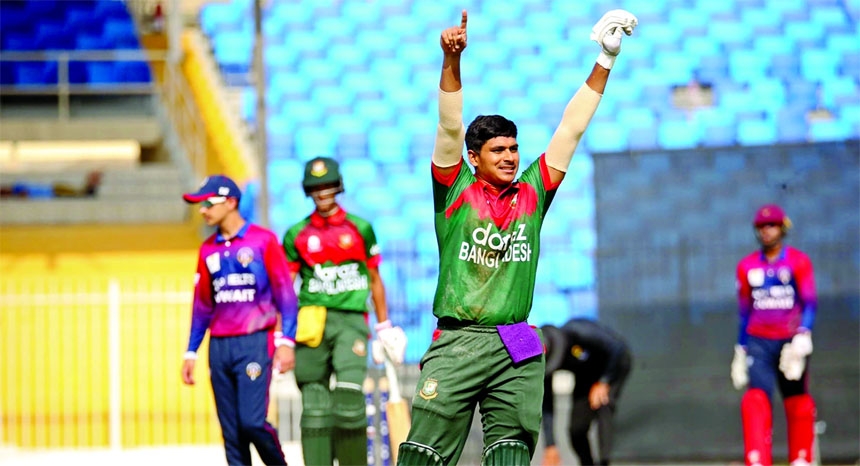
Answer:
[{"xmin": 383, "ymin": 355, "xmax": 410, "ymax": 464}]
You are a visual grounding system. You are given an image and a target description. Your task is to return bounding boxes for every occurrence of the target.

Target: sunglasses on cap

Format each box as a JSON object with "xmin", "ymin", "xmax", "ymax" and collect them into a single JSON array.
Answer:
[{"xmin": 201, "ymin": 196, "xmax": 228, "ymax": 208}]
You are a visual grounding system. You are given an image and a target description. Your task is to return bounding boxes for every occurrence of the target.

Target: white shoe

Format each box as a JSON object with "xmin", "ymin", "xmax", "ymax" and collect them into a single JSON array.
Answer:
[{"xmin": 790, "ymin": 459, "xmax": 811, "ymax": 466}]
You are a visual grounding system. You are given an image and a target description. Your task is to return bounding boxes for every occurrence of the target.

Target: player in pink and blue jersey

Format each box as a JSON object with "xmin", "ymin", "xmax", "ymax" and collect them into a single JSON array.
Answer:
[
  {"xmin": 732, "ymin": 204, "xmax": 818, "ymax": 466},
  {"xmin": 180, "ymin": 175, "xmax": 298, "ymax": 466}
]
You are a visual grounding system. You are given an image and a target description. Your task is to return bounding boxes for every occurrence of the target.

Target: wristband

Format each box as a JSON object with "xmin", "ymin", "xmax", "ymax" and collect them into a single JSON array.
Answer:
[
  {"xmin": 375, "ymin": 320, "xmax": 393, "ymax": 332},
  {"xmin": 596, "ymin": 51, "xmax": 616, "ymax": 70},
  {"xmin": 183, "ymin": 351, "xmax": 198, "ymax": 360},
  {"xmin": 274, "ymin": 331, "xmax": 294, "ymax": 348}
]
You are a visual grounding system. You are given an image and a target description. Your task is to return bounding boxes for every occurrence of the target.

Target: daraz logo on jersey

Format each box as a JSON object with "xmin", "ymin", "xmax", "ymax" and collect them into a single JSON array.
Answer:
[
  {"xmin": 459, "ymin": 222, "xmax": 533, "ymax": 268},
  {"xmin": 308, "ymin": 263, "xmax": 369, "ymax": 295}
]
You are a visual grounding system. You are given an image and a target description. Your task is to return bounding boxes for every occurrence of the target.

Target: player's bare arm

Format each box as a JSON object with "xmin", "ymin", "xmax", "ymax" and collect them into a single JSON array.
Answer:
[
  {"xmin": 433, "ymin": 10, "xmax": 468, "ymax": 176},
  {"xmin": 368, "ymin": 267, "xmax": 389, "ymax": 323}
]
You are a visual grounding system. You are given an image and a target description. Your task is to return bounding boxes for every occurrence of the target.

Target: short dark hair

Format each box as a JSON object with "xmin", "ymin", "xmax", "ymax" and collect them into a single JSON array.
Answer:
[{"xmin": 465, "ymin": 115, "xmax": 517, "ymax": 153}]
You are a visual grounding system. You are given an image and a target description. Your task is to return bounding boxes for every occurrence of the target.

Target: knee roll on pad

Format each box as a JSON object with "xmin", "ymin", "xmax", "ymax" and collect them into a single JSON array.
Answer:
[
  {"xmin": 300, "ymin": 382, "xmax": 333, "ymax": 429},
  {"xmin": 332, "ymin": 386, "xmax": 366, "ymax": 430},
  {"xmin": 482, "ymin": 439, "xmax": 531, "ymax": 466},
  {"xmin": 397, "ymin": 441, "xmax": 444, "ymax": 466}
]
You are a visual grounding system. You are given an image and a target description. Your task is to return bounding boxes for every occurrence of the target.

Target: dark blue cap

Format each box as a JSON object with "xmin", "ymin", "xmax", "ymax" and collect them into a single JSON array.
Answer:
[{"xmin": 183, "ymin": 175, "xmax": 242, "ymax": 203}]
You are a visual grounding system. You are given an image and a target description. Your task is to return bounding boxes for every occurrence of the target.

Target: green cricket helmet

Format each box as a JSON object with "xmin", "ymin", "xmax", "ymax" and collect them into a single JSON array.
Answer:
[{"xmin": 302, "ymin": 156, "xmax": 344, "ymax": 196}]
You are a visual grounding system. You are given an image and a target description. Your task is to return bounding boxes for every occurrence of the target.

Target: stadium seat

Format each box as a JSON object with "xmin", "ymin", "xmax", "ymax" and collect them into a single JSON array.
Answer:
[
  {"xmin": 658, "ymin": 119, "xmax": 700, "ymax": 150},
  {"xmin": 294, "ymin": 127, "xmax": 337, "ymax": 161},
  {"xmin": 800, "ymin": 49, "xmax": 840, "ymax": 82},
  {"xmin": 585, "ymin": 121, "xmax": 628, "ymax": 153},
  {"xmin": 367, "ymin": 127, "xmax": 410, "ymax": 163},
  {"xmin": 12, "ymin": 62, "xmax": 58, "ymax": 85},
  {"xmin": 808, "ymin": 119, "xmax": 856, "ymax": 142},
  {"xmin": 736, "ymin": 117, "xmax": 778, "ymax": 146},
  {"xmin": 729, "ymin": 50, "xmax": 768, "ymax": 83}
]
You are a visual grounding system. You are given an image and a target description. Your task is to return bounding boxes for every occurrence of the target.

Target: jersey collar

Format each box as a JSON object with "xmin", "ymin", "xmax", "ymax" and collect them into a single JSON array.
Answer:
[
  {"xmin": 310, "ymin": 205, "xmax": 346, "ymax": 227},
  {"xmin": 216, "ymin": 222, "xmax": 249, "ymax": 243},
  {"xmin": 477, "ymin": 177, "xmax": 520, "ymax": 199},
  {"xmin": 758, "ymin": 245, "xmax": 787, "ymax": 263}
]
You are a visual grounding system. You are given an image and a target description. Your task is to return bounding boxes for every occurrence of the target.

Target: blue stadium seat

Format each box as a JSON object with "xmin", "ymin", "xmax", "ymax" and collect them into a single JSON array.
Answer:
[
  {"xmin": 14, "ymin": 62, "xmax": 58, "ymax": 85},
  {"xmin": 754, "ymin": 35, "xmax": 795, "ymax": 55},
  {"xmin": 770, "ymin": 53, "xmax": 799, "ymax": 81},
  {"xmin": 530, "ymin": 293, "xmax": 571, "ymax": 324},
  {"xmin": 800, "ymin": 49, "xmax": 840, "ymax": 82},
  {"xmin": 808, "ymin": 119, "xmax": 856, "ymax": 142},
  {"xmin": 103, "ymin": 19, "xmax": 139, "ymax": 48},
  {"xmin": 336, "ymin": 132, "xmax": 369, "ymax": 159},
  {"xmin": 697, "ymin": 54, "xmax": 729, "ymax": 84},
  {"xmin": 294, "ymin": 127, "xmax": 337, "ymax": 161},
  {"xmin": 93, "ymin": 0, "xmax": 132, "ymax": 21},
  {"xmin": 75, "ymin": 33, "xmax": 111, "ymax": 51},
  {"xmin": 729, "ymin": 50, "xmax": 768, "ymax": 82},
  {"xmin": 0, "ymin": 62, "xmax": 16, "ymax": 85},
  {"xmin": 35, "ymin": 22, "xmax": 72, "ymax": 50},
  {"xmin": 784, "ymin": 22, "xmax": 825, "ymax": 47},
  {"xmin": 584, "ymin": 121, "xmax": 628, "ymax": 153},
  {"xmin": 354, "ymin": 100, "xmax": 395, "ymax": 125},
  {"xmin": 115, "ymin": 61, "xmax": 151, "ymax": 83},
  {"xmin": 213, "ymin": 32, "xmax": 252, "ymax": 72},
  {"xmin": 85, "ymin": 61, "xmax": 118, "ymax": 84},
  {"xmin": 367, "ymin": 127, "xmax": 410, "ymax": 163},
  {"xmin": 2, "ymin": 31, "xmax": 37, "ymax": 51},
  {"xmin": 736, "ymin": 117, "xmax": 778, "ymax": 146},
  {"xmin": 658, "ymin": 119, "xmax": 700, "ymax": 150},
  {"xmin": 810, "ymin": 7, "xmax": 849, "ymax": 28},
  {"xmin": 339, "ymin": 159, "xmax": 378, "ymax": 185},
  {"xmin": 628, "ymin": 125, "xmax": 660, "ymax": 152},
  {"xmin": 776, "ymin": 107, "xmax": 809, "ymax": 143},
  {"xmin": 697, "ymin": 109, "xmax": 737, "ymax": 148},
  {"xmin": 709, "ymin": 20, "xmax": 751, "ymax": 47}
]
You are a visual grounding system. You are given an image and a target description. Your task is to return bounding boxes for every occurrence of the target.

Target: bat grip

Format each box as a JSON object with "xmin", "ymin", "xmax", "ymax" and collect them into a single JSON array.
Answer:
[{"xmin": 383, "ymin": 356, "xmax": 402, "ymax": 402}]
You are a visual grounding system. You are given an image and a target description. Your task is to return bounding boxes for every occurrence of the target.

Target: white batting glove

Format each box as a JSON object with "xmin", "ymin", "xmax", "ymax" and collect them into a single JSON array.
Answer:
[
  {"xmin": 374, "ymin": 320, "xmax": 407, "ymax": 365},
  {"xmin": 590, "ymin": 9, "xmax": 638, "ymax": 70},
  {"xmin": 731, "ymin": 345, "xmax": 749, "ymax": 390},
  {"xmin": 791, "ymin": 332, "xmax": 813, "ymax": 356},
  {"xmin": 779, "ymin": 332, "xmax": 812, "ymax": 381}
]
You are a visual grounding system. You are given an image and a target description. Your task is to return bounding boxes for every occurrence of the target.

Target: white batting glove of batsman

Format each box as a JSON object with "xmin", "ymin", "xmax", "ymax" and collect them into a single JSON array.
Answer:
[
  {"xmin": 373, "ymin": 320, "xmax": 407, "ymax": 365},
  {"xmin": 779, "ymin": 332, "xmax": 812, "ymax": 381},
  {"xmin": 590, "ymin": 9, "xmax": 638, "ymax": 70},
  {"xmin": 731, "ymin": 344, "xmax": 749, "ymax": 390}
]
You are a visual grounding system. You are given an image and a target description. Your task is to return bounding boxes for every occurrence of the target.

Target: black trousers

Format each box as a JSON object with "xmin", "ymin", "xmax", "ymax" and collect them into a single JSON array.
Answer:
[{"xmin": 567, "ymin": 356, "xmax": 631, "ymax": 466}]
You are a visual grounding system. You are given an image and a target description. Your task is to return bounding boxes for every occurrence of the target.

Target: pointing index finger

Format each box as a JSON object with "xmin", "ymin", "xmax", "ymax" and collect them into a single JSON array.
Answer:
[{"xmin": 460, "ymin": 9, "xmax": 468, "ymax": 30}]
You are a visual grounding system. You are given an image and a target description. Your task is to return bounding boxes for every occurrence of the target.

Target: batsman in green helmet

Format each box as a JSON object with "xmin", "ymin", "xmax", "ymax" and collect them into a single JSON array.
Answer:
[{"xmin": 283, "ymin": 156, "xmax": 407, "ymax": 466}]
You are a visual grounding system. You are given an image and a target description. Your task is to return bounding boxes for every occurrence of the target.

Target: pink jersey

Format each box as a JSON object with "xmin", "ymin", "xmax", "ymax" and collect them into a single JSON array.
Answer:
[
  {"xmin": 187, "ymin": 223, "xmax": 298, "ymax": 353},
  {"xmin": 735, "ymin": 246, "xmax": 817, "ymax": 343}
]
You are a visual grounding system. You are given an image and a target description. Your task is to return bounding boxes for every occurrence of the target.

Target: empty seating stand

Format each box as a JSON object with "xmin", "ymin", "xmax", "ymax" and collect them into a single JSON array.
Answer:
[{"xmin": 0, "ymin": 0, "xmax": 151, "ymax": 87}]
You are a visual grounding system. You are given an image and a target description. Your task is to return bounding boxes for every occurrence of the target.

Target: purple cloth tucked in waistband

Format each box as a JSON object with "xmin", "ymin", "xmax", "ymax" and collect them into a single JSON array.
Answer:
[{"xmin": 497, "ymin": 322, "xmax": 543, "ymax": 364}]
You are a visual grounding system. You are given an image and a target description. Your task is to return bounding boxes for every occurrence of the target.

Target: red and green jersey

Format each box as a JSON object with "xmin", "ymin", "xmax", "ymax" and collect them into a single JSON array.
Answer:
[
  {"xmin": 282, "ymin": 206, "xmax": 381, "ymax": 312},
  {"xmin": 431, "ymin": 155, "xmax": 560, "ymax": 325}
]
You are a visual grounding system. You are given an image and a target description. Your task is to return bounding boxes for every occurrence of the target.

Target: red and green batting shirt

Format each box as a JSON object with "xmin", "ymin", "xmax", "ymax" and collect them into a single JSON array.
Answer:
[
  {"xmin": 282, "ymin": 207, "xmax": 381, "ymax": 312},
  {"xmin": 431, "ymin": 155, "xmax": 560, "ymax": 325}
]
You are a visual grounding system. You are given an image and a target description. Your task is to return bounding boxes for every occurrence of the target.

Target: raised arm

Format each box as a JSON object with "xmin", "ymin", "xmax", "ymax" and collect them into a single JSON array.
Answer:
[
  {"xmin": 544, "ymin": 10, "xmax": 638, "ymax": 185},
  {"xmin": 432, "ymin": 10, "xmax": 468, "ymax": 175}
]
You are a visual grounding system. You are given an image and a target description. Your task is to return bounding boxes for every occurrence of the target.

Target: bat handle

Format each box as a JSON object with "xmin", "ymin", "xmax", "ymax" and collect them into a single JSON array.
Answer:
[{"xmin": 383, "ymin": 356, "xmax": 402, "ymax": 402}]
